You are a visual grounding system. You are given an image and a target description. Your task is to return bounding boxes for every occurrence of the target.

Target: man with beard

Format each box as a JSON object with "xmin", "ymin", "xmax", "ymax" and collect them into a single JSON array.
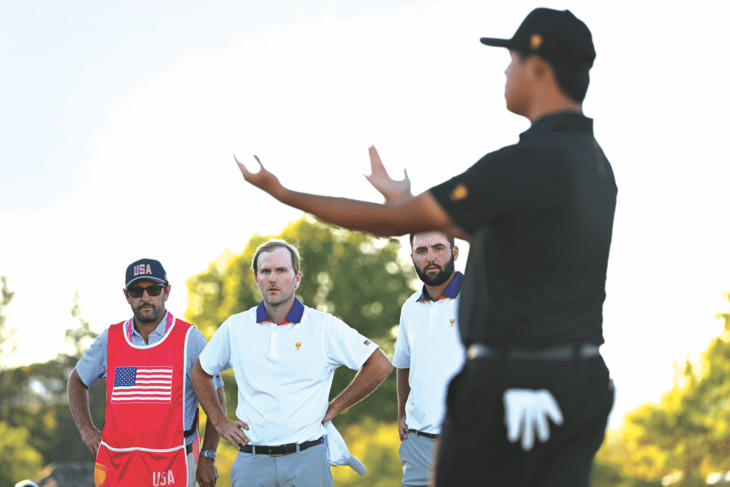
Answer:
[
  {"xmin": 234, "ymin": 8, "xmax": 616, "ymax": 485},
  {"xmin": 68, "ymin": 258, "xmax": 226, "ymax": 487},
  {"xmin": 393, "ymin": 232, "xmax": 465, "ymax": 487}
]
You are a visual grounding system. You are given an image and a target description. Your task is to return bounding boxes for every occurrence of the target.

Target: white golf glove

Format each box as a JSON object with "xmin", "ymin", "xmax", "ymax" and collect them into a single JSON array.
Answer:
[{"xmin": 503, "ymin": 389, "xmax": 564, "ymax": 451}]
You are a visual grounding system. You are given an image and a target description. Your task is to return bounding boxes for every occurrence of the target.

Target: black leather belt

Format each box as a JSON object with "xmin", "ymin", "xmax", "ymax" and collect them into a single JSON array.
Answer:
[
  {"xmin": 466, "ymin": 342, "xmax": 600, "ymax": 361},
  {"xmin": 408, "ymin": 429, "xmax": 439, "ymax": 440},
  {"xmin": 240, "ymin": 437, "xmax": 324, "ymax": 456},
  {"xmin": 186, "ymin": 443, "xmax": 193, "ymax": 455}
]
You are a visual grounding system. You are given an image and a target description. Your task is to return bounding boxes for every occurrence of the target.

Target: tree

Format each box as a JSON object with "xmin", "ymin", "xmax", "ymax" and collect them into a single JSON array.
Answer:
[
  {"xmin": 0, "ymin": 421, "xmax": 44, "ymax": 485},
  {"xmin": 330, "ymin": 419, "xmax": 402, "ymax": 487},
  {"xmin": 619, "ymin": 288, "xmax": 730, "ymax": 484},
  {"xmin": 185, "ymin": 217, "xmax": 418, "ymax": 426},
  {"xmin": 0, "ymin": 292, "xmax": 105, "ymax": 468},
  {"xmin": 0, "ymin": 275, "xmax": 17, "ymax": 365},
  {"xmin": 65, "ymin": 289, "xmax": 99, "ymax": 359}
]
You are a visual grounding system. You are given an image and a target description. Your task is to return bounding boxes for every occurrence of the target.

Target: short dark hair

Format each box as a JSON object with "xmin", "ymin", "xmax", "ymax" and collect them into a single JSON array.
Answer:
[
  {"xmin": 516, "ymin": 50, "xmax": 590, "ymax": 103},
  {"xmin": 409, "ymin": 232, "xmax": 455, "ymax": 249},
  {"xmin": 251, "ymin": 239, "xmax": 301, "ymax": 275}
]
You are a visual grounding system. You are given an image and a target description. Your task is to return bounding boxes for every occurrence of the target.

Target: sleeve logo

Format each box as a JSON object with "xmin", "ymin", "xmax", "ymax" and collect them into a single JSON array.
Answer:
[{"xmin": 450, "ymin": 184, "xmax": 469, "ymax": 201}]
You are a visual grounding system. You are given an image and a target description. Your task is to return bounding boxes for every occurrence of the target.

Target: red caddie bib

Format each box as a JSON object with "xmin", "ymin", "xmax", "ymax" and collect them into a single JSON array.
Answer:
[{"xmin": 95, "ymin": 313, "xmax": 194, "ymax": 487}]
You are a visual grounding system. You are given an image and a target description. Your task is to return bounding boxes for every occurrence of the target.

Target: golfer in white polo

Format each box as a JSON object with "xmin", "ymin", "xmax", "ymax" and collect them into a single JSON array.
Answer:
[
  {"xmin": 191, "ymin": 239, "xmax": 393, "ymax": 487},
  {"xmin": 394, "ymin": 231, "xmax": 466, "ymax": 486}
]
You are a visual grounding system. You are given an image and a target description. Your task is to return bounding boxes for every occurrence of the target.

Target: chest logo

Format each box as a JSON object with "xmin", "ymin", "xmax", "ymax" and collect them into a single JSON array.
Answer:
[
  {"xmin": 449, "ymin": 319, "xmax": 455, "ymax": 327},
  {"xmin": 112, "ymin": 366, "xmax": 172, "ymax": 404},
  {"xmin": 450, "ymin": 184, "xmax": 469, "ymax": 201},
  {"xmin": 295, "ymin": 342, "xmax": 302, "ymax": 350}
]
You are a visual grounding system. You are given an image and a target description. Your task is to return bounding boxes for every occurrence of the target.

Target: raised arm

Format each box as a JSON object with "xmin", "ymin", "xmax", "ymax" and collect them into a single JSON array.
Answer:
[
  {"xmin": 322, "ymin": 349, "xmax": 393, "ymax": 424},
  {"xmin": 364, "ymin": 146, "xmax": 412, "ymax": 203},
  {"xmin": 234, "ymin": 151, "xmax": 467, "ymax": 240}
]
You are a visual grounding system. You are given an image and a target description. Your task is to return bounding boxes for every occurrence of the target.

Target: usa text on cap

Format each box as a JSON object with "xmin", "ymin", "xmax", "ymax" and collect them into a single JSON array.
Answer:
[{"xmin": 125, "ymin": 258, "xmax": 168, "ymax": 288}]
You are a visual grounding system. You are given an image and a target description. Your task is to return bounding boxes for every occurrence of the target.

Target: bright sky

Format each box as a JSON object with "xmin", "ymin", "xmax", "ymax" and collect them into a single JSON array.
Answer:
[{"xmin": 1, "ymin": 1, "xmax": 728, "ymax": 429}]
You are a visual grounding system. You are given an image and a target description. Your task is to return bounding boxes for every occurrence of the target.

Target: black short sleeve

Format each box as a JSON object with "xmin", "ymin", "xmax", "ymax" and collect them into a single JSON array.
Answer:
[{"xmin": 429, "ymin": 144, "xmax": 570, "ymax": 235}]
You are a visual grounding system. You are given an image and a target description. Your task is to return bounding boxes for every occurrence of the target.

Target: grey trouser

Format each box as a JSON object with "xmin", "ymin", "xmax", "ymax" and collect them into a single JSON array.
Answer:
[
  {"xmin": 399, "ymin": 433, "xmax": 438, "ymax": 487},
  {"xmin": 187, "ymin": 452, "xmax": 197, "ymax": 487},
  {"xmin": 231, "ymin": 444, "xmax": 332, "ymax": 487}
]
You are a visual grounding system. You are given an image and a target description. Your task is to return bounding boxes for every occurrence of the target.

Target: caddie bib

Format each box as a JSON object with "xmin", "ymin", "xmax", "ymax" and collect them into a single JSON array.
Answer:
[{"xmin": 95, "ymin": 312, "xmax": 194, "ymax": 487}]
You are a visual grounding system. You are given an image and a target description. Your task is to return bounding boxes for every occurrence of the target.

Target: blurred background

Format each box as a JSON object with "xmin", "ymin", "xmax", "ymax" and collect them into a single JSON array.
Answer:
[{"xmin": 1, "ymin": 1, "xmax": 729, "ymax": 485}]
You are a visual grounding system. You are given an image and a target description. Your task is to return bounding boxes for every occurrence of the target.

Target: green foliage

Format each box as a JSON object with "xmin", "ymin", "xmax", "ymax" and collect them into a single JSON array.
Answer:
[
  {"xmin": 185, "ymin": 217, "xmax": 418, "ymax": 427},
  {"xmin": 65, "ymin": 289, "xmax": 98, "ymax": 359},
  {"xmin": 0, "ymin": 292, "xmax": 105, "ymax": 471},
  {"xmin": 591, "ymin": 429, "xmax": 664, "ymax": 487},
  {"xmin": 0, "ymin": 275, "xmax": 17, "ymax": 365},
  {"xmin": 330, "ymin": 418, "xmax": 402, "ymax": 486},
  {"xmin": 0, "ymin": 421, "xmax": 44, "ymax": 485},
  {"xmin": 619, "ymin": 289, "xmax": 730, "ymax": 483}
]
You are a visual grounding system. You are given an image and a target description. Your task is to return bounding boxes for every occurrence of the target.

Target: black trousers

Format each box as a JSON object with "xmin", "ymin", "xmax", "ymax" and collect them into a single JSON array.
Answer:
[{"xmin": 435, "ymin": 354, "xmax": 614, "ymax": 487}]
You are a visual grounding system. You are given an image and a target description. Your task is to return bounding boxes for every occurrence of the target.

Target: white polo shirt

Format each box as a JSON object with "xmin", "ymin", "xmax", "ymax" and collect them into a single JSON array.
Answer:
[
  {"xmin": 392, "ymin": 272, "xmax": 466, "ymax": 435},
  {"xmin": 199, "ymin": 298, "xmax": 378, "ymax": 445}
]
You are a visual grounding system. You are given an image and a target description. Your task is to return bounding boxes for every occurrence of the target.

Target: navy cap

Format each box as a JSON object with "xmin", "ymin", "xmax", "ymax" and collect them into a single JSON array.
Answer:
[
  {"xmin": 480, "ymin": 8, "xmax": 595, "ymax": 70},
  {"xmin": 125, "ymin": 258, "xmax": 168, "ymax": 288}
]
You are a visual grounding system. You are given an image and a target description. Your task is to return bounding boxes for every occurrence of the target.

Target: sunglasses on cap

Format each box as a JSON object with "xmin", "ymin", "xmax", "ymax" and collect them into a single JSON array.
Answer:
[{"xmin": 127, "ymin": 285, "xmax": 166, "ymax": 298}]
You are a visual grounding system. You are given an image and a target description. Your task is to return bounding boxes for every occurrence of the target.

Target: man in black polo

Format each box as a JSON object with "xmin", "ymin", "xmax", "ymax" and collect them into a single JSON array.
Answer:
[{"xmin": 234, "ymin": 7, "xmax": 616, "ymax": 486}]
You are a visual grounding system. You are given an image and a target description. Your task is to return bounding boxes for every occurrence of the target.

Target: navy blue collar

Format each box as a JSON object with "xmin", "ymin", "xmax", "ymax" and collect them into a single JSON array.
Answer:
[
  {"xmin": 416, "ymin": 272, "xmax": 462, "ymax": 302},
  {"xmin": 256, "ymin": 298, "xmax": 305, "ymax": 325}
]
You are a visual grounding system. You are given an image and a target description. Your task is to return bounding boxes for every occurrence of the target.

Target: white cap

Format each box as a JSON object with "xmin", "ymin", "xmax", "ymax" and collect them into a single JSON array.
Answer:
[
  {"xmin": 15, "ymin": 481, "xmax": 40, "ymax": 487},
  {"xmin": 323, "ymin": 421, "xmax": 366, "ymax": 476}
]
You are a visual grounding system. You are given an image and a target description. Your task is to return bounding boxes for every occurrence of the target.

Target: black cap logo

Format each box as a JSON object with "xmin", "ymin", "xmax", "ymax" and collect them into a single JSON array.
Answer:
[{"xmin": 530, "ymin": 34, "xmax": 543, "ymax": 50}]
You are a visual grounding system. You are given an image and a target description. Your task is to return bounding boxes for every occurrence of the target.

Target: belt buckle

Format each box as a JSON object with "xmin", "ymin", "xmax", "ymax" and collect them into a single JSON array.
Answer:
[{"xmin": 268, "ymin": 445, "xmax": 286, "ymax": 457}]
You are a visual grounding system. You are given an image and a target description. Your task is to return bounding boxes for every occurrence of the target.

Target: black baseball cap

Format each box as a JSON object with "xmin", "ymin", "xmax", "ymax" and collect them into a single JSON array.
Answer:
[
  {"xmin": 480, "ymin": 8, "xmax": 595, "ymax": 70},
  {"xmin": 125, "ymin": 258, "xmax": 168, "ymax": 288}
]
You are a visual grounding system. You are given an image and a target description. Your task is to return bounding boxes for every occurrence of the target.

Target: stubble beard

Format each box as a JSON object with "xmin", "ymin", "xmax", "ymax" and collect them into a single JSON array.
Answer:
[
  {"xmin": 134, "ymin": 303, "xmax": 163, "ymax": 325},
  {"xmin": 415, "ymin": 254, "xmax": 456, "ymax": 287},
  {"xmin": 264, "ymin": 288, "xmax": 294, "ymax": 308}
]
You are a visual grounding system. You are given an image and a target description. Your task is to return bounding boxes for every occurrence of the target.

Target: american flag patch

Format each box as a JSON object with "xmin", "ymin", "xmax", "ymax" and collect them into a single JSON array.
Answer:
[
  {"xmin": 112, "ymin": 366, "xmax": 172, "ymax": 403},
  {"xmin": 363, "ymin": 340, "xmax": 371, "ymax": 346}
]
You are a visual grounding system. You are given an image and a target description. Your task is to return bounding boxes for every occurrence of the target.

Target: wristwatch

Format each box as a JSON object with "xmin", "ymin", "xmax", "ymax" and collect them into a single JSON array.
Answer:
[{"xmin": 200, "ymin": 450, "xmax": 216, "ymax": 461}]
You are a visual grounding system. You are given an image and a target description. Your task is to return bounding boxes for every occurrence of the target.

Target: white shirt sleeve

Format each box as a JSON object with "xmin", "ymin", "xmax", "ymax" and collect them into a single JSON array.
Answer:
[
  {"xmin": 392, "ymin": 304, "xmax": 411, "ymax": 369},
  {"xmin": 198, "ymin": 318, "xmax": 233, "ymax": 376},
  {"xmin": 323, "ymin": 315, "xmax": 378, "ymax": 371}
]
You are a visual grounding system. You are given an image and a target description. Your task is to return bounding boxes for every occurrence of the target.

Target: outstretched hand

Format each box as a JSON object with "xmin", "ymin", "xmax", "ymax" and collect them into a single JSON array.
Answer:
[
  {"xmin": 364, "ymin": 145, "xmax": 411, "ymax": 203},
  {"xmin": 234, "ymin": 153, "xmax": 284, "ymax": 199}
]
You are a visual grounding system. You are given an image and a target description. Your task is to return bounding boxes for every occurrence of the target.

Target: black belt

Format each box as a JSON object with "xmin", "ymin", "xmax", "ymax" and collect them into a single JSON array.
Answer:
[
  {"xmin": 186, "ymin": 443, "xmax": 193, "ymax": 455},
  {"xmin": 408, "ymin": 429, "xmax": 439, "ymax": 440},
  {"xmin": 466, "ymin": 342, "xmax": 600, "ymax": 361},
  {"xmin": 240, "ymin": 437, "xmax": 324, "ymax": 456}
]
